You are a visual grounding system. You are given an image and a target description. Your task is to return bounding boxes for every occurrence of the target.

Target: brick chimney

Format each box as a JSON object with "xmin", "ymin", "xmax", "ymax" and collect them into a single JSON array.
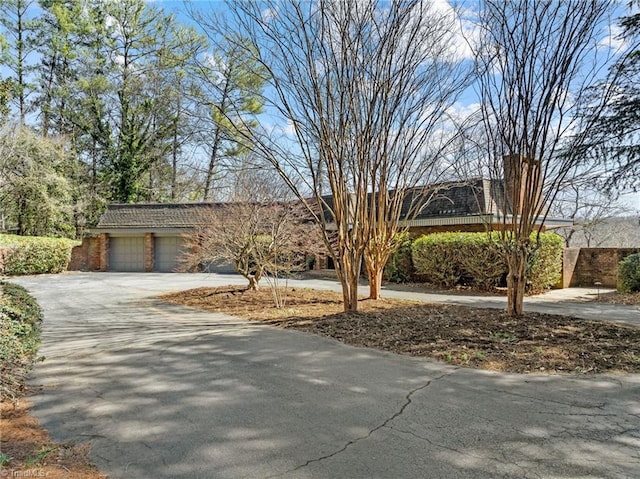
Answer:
[{"xmin": 502, "ymin": 154, "xmax": 542, "ymax": 218}]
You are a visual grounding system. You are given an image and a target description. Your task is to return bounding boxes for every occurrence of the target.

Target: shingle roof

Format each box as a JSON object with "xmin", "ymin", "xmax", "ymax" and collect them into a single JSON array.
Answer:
[
  {"xmin": 96, "ymin": 203, "xmax": 222, "ymax": 229},
  {"xmin": 411, "ymin": 179, "xmax": 494, "ymax": 219},
  {"xmin": 96, "ymin": 178, "xmax": 556, "ymax": 232}
]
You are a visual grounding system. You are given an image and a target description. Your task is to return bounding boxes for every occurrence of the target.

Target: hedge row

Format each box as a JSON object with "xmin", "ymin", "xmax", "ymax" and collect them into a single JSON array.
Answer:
[
  {"xmin": 0, "ymin": 282, "xmax": 43, "ymax": 400},
  {"xmin": 0, "ymin": 234, "xmax": 79, "ymax": 275},
  {"xmin": 385, "ymin": 232, "xmax": 563, "ymax": 293},
  {"xmin": 618, "ymin": 253, "xmax": 640, "ymax": 293}
]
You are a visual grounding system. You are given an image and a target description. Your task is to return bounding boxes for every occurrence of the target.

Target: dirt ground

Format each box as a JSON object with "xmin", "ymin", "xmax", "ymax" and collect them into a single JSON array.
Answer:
[
  {"xmin": 160, "ymin": 285, "xmax": 640, "ymax": 375},
  {"xmin": 0, "ymin": 398, "xmax": 106, "ymax": 479}
]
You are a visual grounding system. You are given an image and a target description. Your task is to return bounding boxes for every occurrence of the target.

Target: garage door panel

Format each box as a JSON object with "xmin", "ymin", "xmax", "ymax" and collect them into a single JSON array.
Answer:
[
  {"xmin": 155, "ymin": 236, "xmax": 186, "ymax": 272},
  {"xmin": 110, "ymin": 237, "xmax": 144, "ymax": 272}
]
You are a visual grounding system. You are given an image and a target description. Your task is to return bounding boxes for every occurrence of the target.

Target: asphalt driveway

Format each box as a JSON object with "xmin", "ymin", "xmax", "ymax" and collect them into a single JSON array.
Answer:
[{"xmin": 13, "ymin": 273, "xmax": 640, "ymax": 479}]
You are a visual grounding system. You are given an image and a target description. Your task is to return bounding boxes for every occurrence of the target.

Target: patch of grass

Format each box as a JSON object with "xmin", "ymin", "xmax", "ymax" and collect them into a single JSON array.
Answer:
[
  {"xmin": 474, "ymin": 351, "xmax": 486, "ymax": 360},
  {"xmin": 1, "ymin": 401, "xmax": 107, "ymax": 479},
  {"xmin": 25, "ymin": 446, "xmax": 56, "ymax": 467},
  {"xmin": 489, "ymin": 331, "xmax": 517, "ymax": 343}
]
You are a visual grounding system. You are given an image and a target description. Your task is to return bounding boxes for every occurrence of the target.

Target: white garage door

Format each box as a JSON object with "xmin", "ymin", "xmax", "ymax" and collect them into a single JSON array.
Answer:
[
  {"xmin": 110, "ymin": 237, "xmax": 145, "ymax": 272},
  {"xmin": 155, "ymin": 236, "xmax": 185, "ymax": 272}
]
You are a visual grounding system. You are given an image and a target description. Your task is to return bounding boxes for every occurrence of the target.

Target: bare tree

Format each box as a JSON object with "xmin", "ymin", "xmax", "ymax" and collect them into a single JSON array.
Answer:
[
  {"xmin": 183, "ymin": 168, "xmax": 321, "ymax": 297},
  {"xmin": 184, "ymin": 201, "xmax": 265, "ymax": 290},
  {"xmin": 553, "ymin": 181, "xmax": 632, "ymax": 247},
  {"xmin": 475, "ymin": 0, "xmax": 616, "ymax": 315},
  {"xmin": 222, "ymin": 0, "xmax": 468, "ymax": 310}
]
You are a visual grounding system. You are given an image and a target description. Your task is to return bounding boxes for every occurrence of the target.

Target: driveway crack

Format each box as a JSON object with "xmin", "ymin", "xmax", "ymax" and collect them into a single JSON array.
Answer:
[{"xmin": 267, "ymin": 370, "xmax": 456, "ymax": 478}]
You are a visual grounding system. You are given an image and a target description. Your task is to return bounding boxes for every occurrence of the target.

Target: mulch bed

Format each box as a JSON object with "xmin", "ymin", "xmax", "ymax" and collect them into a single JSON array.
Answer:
[
  {"xmin": 595, "ymin": 291, "xmax": 640, "ymax": 306},
  {"xmin": 0, "ymin": 398, "xmax": 106, "ymax": 479},
  {"xmin": 159, "ymin": 286, "xmax": 640, "ymax": 375}
]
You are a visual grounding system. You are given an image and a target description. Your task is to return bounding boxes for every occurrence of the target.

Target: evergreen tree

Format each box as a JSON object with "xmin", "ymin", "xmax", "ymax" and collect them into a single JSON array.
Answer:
[
  {"xmin": 0, "ymin": 0, "xmax": 38, "ymax": 125},
  {"xmin": 573, "ymin": 5, "xmax": 640, "ymax": 191}
]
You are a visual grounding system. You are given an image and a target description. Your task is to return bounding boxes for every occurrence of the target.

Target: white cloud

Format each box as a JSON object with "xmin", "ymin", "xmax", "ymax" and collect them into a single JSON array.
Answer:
[
  {"xmin": 282, "ymin": 119, "xmax": 296, "ymax": 136},
  {"xmin": 429, "ymin": 0, "xmax": 480, "ymax": 61},
  {"xmin": 261, "ymin": 7, "xmax": 277, "ymax": 22},
  {"xmin": 446, "ymin": 101, "xmax": 480, "ymax": 124},
  {"xmin": 598, "ymin": 23, "xmax": 627, "ymax": 51}
]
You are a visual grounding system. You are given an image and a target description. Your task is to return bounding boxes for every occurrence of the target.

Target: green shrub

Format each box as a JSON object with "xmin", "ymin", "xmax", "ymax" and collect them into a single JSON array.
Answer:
[
  {"xmin": 527, "ymin": 233, "xmax": 564, "ymax": 294},
  {"xmin": 0, "ymin": 234, "xmax": 79, "ymax": 275},
  {"xmin": 0, "ymin": 282, "xmax": 42, "ymax": 400},
  {"xmin": 618, "ymin": 253, "xmax": 640, "ymax": 293},
  {"xmin": 383, "ymin": 233, "xmax": 415, "ymax": 283},
  {"xmin": 458, "ymin": 233, "xmax": 506, "ymax": 289},
  {"xmin": 411, "ymin": 231, "xmax": 563, "ymax": 292},
  {"xmin": 411, "ymin": 233, "xmax": 468, "ymax": 287}
]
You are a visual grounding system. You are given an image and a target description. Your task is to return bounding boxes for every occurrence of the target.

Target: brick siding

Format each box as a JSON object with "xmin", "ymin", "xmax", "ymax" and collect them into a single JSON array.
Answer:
[{"xmin": 564, "ymin": 248, "xmax": 640, "ymax": 288}]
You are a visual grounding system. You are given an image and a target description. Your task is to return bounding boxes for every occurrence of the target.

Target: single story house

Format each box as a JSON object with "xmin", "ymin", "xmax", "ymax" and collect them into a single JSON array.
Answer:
[{"xmin": 73, "ymin": 178, "xmax": 571, "ymax": 273}]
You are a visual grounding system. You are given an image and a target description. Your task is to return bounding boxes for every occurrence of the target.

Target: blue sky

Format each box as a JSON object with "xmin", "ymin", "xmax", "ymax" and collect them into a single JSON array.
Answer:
[
  {"xmin": 5, "ymin": 0, "xmax": 639, "ymax": 212},
  {"xmin": 153, "ymin": 0, "xmax": 638, "ymax": 212}
]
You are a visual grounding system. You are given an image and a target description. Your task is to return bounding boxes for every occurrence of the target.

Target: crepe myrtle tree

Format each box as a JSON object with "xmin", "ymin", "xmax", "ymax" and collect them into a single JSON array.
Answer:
[
  {"xmin": 217, "ymin": 0, "xmax": 469, "ymax": 311},
  {"xmin": 474, "ymin": 0, "xmax": 617, "ymax": 316},
  {"xmin": 184, "ymin": 199, "xmax": 319, "ymax": 293},
  {"xmin": 182, "ymin": 168, "xmax": 322, "ymax": 301}
]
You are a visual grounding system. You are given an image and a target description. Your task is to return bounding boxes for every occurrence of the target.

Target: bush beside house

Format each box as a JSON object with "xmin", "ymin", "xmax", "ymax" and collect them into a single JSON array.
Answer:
[
  {"xmin": 383, "ymin": 233, "xmax": 415, "ymax": 283},
  {"xmin": 400, "ymin": 232, "xmax": 563, "ymax": 292},
  {"xmin": 0, "ymin": 234, "xmax": 79, "ymax": 275},
  {"xmin": 525, "ymin": 233, "xmax": 564, "ymax": 293}
]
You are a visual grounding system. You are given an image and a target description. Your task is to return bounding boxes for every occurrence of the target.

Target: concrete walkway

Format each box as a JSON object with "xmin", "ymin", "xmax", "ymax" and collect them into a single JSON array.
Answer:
[
  {"xmin": 11, "ymin": 273, "xmax": 640, "ymax": 479},
  {"xmin": 380, "ymin": 284, "xmax": 640, "ymax": 326},
  {"xmin": 295, "ymin": 274, "xmax": 640, "ymax": 326}
]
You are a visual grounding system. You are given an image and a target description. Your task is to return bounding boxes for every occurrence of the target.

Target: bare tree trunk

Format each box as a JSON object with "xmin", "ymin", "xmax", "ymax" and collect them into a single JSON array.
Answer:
[
  {"xmin": 365, "ymin": 253, "xmax": 386, "ymax": 300},
  {"xmin": 506, "ymin": 246, "xmax": 528, "ymax": 316},
  {"xmin": 334, "ymin": 252, "xmax": 361, "ymax": 311},
  {"xmin": 203, "ymin": 130, "xmax": 221, "ymax": 201},
  {"xmin": 347, "ymin": 257, "xmax": 360, "ymax": 311},
  {"xmin": 247, "ymin": 275, "xmax": 259, "ymax": 291},
  {"xmin": 368, "ymin": 267, "xmax": 384, "ymax": 300},
  {"xmin": 17, "ymin": 7, "xmax": 26, "ymax": 126},
  {"xmin": 170, "ymin": 97, "xmax": 181, "ymax": 201}
]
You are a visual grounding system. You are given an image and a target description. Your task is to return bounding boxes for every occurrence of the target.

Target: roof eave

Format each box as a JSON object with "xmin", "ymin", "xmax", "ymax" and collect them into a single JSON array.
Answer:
[{"xmin": 90, "ymin": 227, "xmax": 196, "ymax": 235}]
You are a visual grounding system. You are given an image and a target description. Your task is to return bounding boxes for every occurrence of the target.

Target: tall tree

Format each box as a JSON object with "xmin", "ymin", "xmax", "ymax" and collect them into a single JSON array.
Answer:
[
  {"xmin": 35, "ymin": 0, "xmax": 85, "ymax": 138},
  {"xmin": 0, "ymin": 0, "xmax": 38, "ymax": 125},
  {"xmin": 104, "ymin": 0, "xmax": 202, "ymax": 203},
  {"xmin": 52, "ymin": 0, "xmax": 203, "ymax": 204},
  {"xmin": 187, "ymin": 8, "xmax": 267, "ymax": 201},
  {"xmin": 574, "ymin": 5, "xmax": 640, "ymax": 192},
  {"xmin": 138, "ymin": 20, "xmax": 205, "ymax": 202},
  {"xmin": 0, "ymin": 126, "xmax": 74, "ymax": 237},
  {"xmin": 475, "ymin": 0, "xmax": 616, "ymax": 316},
  {"xmin": 226, "ymin": 0, "xmax": 468, "ymax": 311}
]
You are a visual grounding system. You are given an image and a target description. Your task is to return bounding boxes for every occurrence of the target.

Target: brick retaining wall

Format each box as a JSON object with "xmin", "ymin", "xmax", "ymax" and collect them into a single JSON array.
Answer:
[
  {"xmin": 68, "ymin": 236, "xmax": 101, "ymax": 271},
  {"xmin": 564, "ymin": 248, "xmax": 639, "ymax": 288}
]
